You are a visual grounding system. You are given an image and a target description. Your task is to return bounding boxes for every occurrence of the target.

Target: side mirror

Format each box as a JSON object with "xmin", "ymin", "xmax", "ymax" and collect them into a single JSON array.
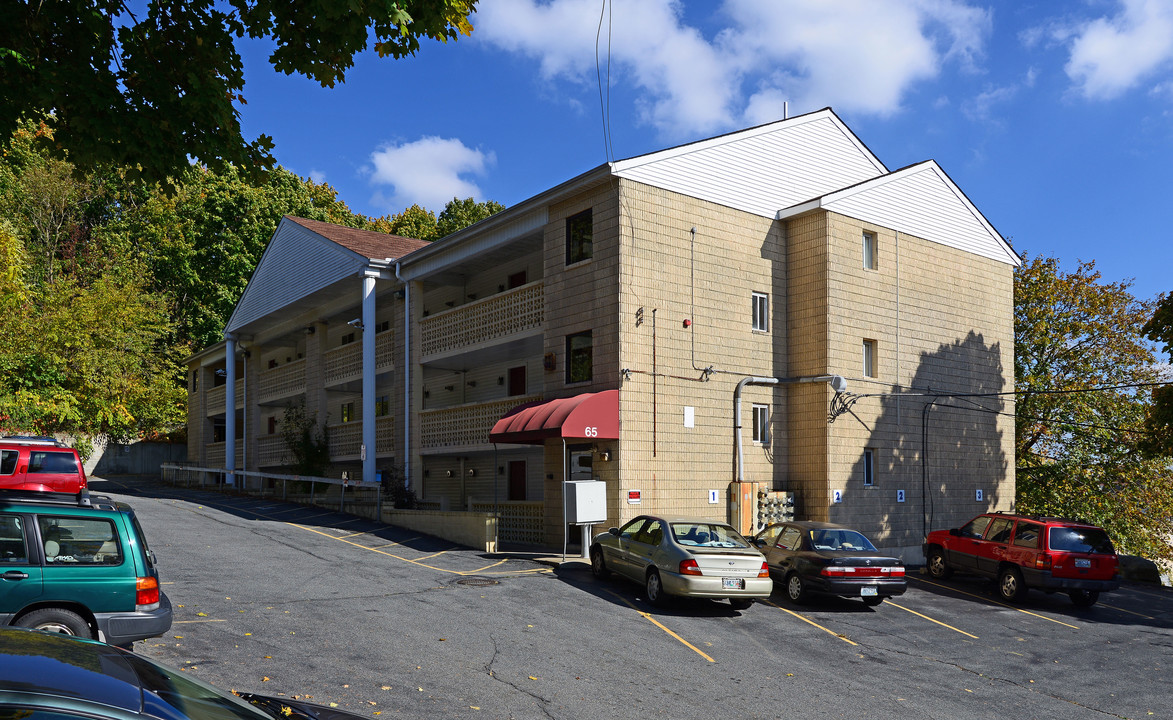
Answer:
[
  {"xmin": 608, "ymin": 527, "xmax": 620, "ymax": 537},
  {"xmin": 948, "ymin": 528, "xmax": 961, "ymax": 537}
]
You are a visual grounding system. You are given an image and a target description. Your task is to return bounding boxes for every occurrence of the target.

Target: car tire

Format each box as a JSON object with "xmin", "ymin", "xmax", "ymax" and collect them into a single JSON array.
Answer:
[
  {"xmin": 927, "ymin": 549, "xmax": 953, "ymax": 579},
  {"xmin": 1068, "ymin": 589, "xmax": 1099, "ymax": 608},
  {"xmin": 16, "ymin": 608, "xmax": 92, "ymax": 637},
  {"xmin": 645, "ymin": 569, "xmax": 669, "ymax": 607},
  {"xmin": 729, "ymin": 598, "xmax": 754, "ymax": 611},
  {"xmin": 997, "ymin": 567, "xmax": 1026, "ymax": 602},
  {"xmin": 862, "ymin": 595, "xmax": 885, "ymax": 607},
  {"xmin": 786, "ymin": 573, "xmax": 808, "ymax": 604},
  {"xmin": 590, "ymin": 546, "xmax": 611, "ymax": 580}
]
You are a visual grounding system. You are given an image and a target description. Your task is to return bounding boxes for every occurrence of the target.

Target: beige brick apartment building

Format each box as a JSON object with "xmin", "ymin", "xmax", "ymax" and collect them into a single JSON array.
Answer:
[{"xmin": 186, "ymin": 108, "xmax": 1020, "ymax": 558}]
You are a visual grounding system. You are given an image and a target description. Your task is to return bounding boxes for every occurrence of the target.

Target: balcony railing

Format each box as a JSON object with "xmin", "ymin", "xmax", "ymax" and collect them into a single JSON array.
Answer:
[
  {"xmin": 258, "ymin": 435, "xmax": 287, "ymax": 466},
  {"xmin": 420, "ymin": 281, "xmax": 543, "ymax": 358},
  {"xmin": 205, "ymin": 442, "xmax": 243, "ymax": 468},
  {"xmin": 259, "ymin": 358, "xmax": 306, "ymax": 404},
  {"xmin": 420, "ymin": 395, "xmax": 542, "ymax": 452},
  {"xmin": 327, "ymin": 416, "xmax": 397, "ymax": 459},
  {"xmin": 324, "ymin": 331, "xmax": 395, "ymax": 386},
  {"xmin": 205, "ymin": 380, "xmax": 244, "ymax": 415}
]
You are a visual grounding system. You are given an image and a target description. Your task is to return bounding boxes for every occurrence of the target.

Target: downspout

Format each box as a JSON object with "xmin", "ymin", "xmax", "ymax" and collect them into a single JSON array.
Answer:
[
  {"xmin": 361, "ymin": 273, "xmax": 377, "ymax": 485},
  {"xmin": 224, "ymin": 334, "xmax": 236, "ymax": 487},
  {"xmin": 734, "ymin": 374, "xmax": 847, "ymax": 484},
  {"xmin": 394, "ymin": 262, "xmax": 411, "ymax": 494}
]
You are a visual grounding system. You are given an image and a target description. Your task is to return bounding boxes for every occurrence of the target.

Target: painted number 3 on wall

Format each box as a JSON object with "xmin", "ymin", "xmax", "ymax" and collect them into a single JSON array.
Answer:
[{"xmin": 583, "ymin": 427, "xmax": 599, "ymax": 437}]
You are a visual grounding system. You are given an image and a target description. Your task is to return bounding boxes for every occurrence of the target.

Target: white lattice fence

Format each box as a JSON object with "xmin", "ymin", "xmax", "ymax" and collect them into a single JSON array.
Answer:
[
  {"xmin": 471, "ymin": 500, "xmax": 544, "ymax": 545},
  {"xmin": 420, "ymin": 395, "xmax": 542, "ymax": 450}
]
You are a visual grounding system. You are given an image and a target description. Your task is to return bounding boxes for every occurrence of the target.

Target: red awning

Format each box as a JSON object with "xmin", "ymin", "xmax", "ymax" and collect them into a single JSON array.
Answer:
[{"xmin": 489, "ymin": 390, "xmax": 619, "ymax": 445}]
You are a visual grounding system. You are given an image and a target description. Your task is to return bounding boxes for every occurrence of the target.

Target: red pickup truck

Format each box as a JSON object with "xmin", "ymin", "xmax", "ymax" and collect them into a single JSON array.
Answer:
[{"xmin": 0, "ymin": 437, "xmax": 88, "ymax": 493}]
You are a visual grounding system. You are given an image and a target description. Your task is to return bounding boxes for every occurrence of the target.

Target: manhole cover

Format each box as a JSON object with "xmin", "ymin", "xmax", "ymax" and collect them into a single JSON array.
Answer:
[{"xmin": 454, "ymin": 577, "xmax": 500, "ymax": 587}]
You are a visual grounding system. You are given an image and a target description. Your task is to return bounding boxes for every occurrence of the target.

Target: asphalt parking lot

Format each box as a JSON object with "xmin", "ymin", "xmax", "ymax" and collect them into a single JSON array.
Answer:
[{"xmin": 98, "ymin": 476, "xmax": 1172, "ymax": 720}]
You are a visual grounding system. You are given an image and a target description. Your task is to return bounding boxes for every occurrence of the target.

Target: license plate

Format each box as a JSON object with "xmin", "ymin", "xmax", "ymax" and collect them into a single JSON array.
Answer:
[
  {"xmin": 861, "ymin": 586, "xmax": 878, "ymax": 596},
  {"xmin": 1075, "ymin": 558, "xmax": 1091, "ymax": 568},
  {"xmin": 722, "ymin": 577, "xmax": 745, "ymax": 590}
]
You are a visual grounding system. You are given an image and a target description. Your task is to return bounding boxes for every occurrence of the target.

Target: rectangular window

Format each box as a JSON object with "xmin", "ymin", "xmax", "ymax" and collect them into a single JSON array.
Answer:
[
  {"xmin": 863, "ymin": 339, "xmax": 877, "ymax": 378},
  {"xmin": 39, "ymin": 516, "xmax": 121, "ymax": 565},
  {"xmin": 341, "ymin": 402, "xmax": 355, "ymax": 423},
  {"xmin": 508, "ymin": 366, "xmax": 527, "ymax": 396},
  {"xmin": 863, "ymin": 449, "xmax": 875, "ymax": 486},
  {"xmin": 566, "ymin": 209, "xmax": 593, "ymax": 264},
  {"xmin": 863, "ymin": 231, "xmax": 877, "ymax": 270},
  {"xmin": 375, "ymin": 395, "xmax": 389, "ymax": 416},
  {"xmin": 566, "ymin": 330, "xmax": 593, "ymax": 384},
  {"xmin": 341, "ymin": 332, "xmax": 355, "ymax": 346},
  {"xmin": 1, "ymin": 450, "xmax": 17, "ymax": 475},
  {"xmin": 752, "ymin": 292, "xmax": 769, "ymax": 332},
  {"xmin": 751, "ymin": 404, "xmax": 769, "ymax": 444},
  {"xmin": 0, "ymin": 515, "xmax": 27, "ymax": 563},
  {"xmin": 375, "ymin": 320, "xmax": 390, "ymax": 333}
]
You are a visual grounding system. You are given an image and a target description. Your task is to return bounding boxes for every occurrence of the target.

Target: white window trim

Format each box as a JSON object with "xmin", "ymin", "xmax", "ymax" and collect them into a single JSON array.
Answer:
[
  {"xmin": 863, "ymin": 230, "xmax": 877, "ymax": 270},
  {"xmin": 863, "ymin": 339, "xmax": 877, "ymax": 378},
  {"xmin": 751, "ymin": 404, "xmax": 770, "ymax": 444},
  {"xmin": 752, "ymin": 292, "xmax": 769, "ymax": 332},
  {"xmin": 863, "ymin": 448, "xmax": 875, "ymax": 486}
]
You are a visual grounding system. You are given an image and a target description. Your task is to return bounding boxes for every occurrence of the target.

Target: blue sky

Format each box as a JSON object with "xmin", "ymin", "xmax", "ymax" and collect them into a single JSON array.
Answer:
[{"xmin": 236, "ymin": 0, "xmax": 1172, "ymax": 302}]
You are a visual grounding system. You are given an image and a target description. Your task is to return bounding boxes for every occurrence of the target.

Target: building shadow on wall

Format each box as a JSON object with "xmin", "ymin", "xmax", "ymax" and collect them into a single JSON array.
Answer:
[{"xmin": 840, "ymin": 331, "xmax": 1009, "ymax": 551}]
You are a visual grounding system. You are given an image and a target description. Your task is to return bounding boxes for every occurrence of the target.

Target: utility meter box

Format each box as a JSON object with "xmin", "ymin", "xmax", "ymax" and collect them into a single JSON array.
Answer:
[{"xmin": 565, "ymin": 480, "xmax": 607, "ymax": 524}]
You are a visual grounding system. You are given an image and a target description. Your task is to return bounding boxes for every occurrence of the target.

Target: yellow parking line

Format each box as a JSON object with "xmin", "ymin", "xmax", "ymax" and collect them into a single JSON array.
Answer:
[
  {"xmin": 761, "ymin": 599, "xmax": 858, "ymax": 645},
  {"xmin": 911, "ymin": 577, "xmax": 1079, "ymax": 629},
  {"xmin": 604, "ymin": 590, "xmax": 715, "ymax": 662},
  {"xmin": 887, "ymin": 601, "xmax": 978, "ymax": 639},
  {"xmin": 1097, "ymin": 602, "xmax": 1155, "ymax": 620},
  {"xmin": 174, "ymin": 619, "xmax": 226, "ymax": 624},
  {"xmin": 416, "ymin": 548, "xmax": 460, "ymax": 561}
]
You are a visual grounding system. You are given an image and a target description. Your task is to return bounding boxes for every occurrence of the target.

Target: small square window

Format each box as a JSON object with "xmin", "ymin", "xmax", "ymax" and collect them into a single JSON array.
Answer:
[
  {"xmin": 863, "ymin": 231, "xmax": 877, "ymax": 270},
  {"xmin": 341, "ymin": 332, "xmax": 355, "ymax": 346},
  {"xmin": 752, "ymin": 404, "xmax": 770, "ymax": 444},
  {"xmin": 375, "ymin": 395, "xmax": 389, "ymax": 416},
  {"xmin": 566, "ymin": 209, "xmax": 593, "ymax": 264},
  {"xmin": 863, "ymin": 448, "xmax": 875, "ymax": 486},
  {"xmin": 341, "ymin": 402, "xmax": 355, "ymax": 423},
  {"xmin": 566, "ymin": 330, "xmax": 593, "ymax": 384},
  {"xmin": 863, "ymin": 339, "xmax": 877, "ymax": 378},
  {"xmin": 752, "ymin": 292, "xmax": 769, "ymax": 332}
]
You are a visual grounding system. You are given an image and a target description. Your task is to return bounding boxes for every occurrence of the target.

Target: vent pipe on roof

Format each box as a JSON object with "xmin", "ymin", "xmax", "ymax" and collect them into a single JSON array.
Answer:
[{"xmin": 784, "ymin": 101, "xmax": 788, "ymax": 120}]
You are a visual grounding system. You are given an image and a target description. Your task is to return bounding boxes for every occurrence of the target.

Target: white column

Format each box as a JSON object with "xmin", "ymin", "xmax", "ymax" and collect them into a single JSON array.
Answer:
[
  {"xmin": 224, "ymin": 335, "xmax": 236, "ymax": 486},
  {"xmin": 362, "ymin": 274, "xmax": 377, "ymax": 485}
]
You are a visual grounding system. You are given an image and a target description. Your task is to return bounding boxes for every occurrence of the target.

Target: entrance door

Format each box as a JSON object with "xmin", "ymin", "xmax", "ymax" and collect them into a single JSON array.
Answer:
[
  {"xmin": 508, "ymin": 461, "xmax": 527, "ymax": 501},
  {"xmin": 508, "ymin": 366, "xmax": 526, "ymax": 397}
]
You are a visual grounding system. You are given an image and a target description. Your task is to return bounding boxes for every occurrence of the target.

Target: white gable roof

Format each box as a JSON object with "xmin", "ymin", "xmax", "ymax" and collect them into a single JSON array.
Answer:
[
  {"xmin": 777, "ymin": 161, "xmax": 1020, "ymax": 266},
  {"xmin": 226, "ymin": 218, "xmax": 371, "ymax": 334},
  {"xmin": 611, "ymin": 108, "xmax": 887, "ymax": 218}
]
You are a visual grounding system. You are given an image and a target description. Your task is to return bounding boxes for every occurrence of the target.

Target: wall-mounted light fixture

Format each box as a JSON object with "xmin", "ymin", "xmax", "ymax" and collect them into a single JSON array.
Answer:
[
  {"xmin": 444, "ymin": 385, "xmax": 455, "ymax": 392},
  {"xmin": 393, "ymin": 289, "xmax": 406, "ymax": 299},
  {"xmin": 543, "ymin": 353, "xmax": 556, "ymax": 371},
  {"xmin": 497, "ymin": 377, "xmax": 504, "ymax": 385},
  {"xmin": 445, "ymin": 301, "xmax": 455, "ymax": 307},
  {"xmin": 498, "ymin": 466, "xmax": 505, "ymax": 475},
  {"xmin": 304, "ymin": 326, "xmax": 316, "ymax": 335},
  {"xmin": 347, "ymin": 318, "xmax": 364, "ymax": 331},
  {"xmin": 467, "ymin": 380, "xmax": 476, "ymax": 387},
  {"xmin": 599, "ymin": 450, "xmax": 612, "ymax": 462},
  {"xmin": 467, "ymin": 293, "xmax": 477, "ymax": 300},
  {"xmin": 467, "ymin": 468, "xmax": 476, "ymax": 477},
  {"xmin": 445, "ymin": 470, "xmax": 454, "ymax": 478}
]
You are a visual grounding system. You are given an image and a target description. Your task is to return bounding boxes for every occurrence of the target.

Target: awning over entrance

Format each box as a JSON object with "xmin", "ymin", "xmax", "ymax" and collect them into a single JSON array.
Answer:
[{"xmin": 489, "ymin": 389, "xmax": 619, "ymax": 445}]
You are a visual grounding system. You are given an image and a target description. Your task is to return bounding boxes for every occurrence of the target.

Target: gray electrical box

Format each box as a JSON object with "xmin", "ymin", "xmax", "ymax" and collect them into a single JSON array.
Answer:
[{"xmin": 564, "ymin": 480, "xmax": 607, "ymax": 524}]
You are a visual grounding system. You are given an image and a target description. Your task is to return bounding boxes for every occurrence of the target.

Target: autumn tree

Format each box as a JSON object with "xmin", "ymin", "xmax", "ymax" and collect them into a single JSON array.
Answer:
[
  {"xmin": 1015, "ymin": 254, "xmax": 1173, "ymax": 563},
  {"xmin": 1141, "ymin": 293, "xmax": 1173, "ymax": 457},
  {"xmin": 435, "ymin": 196, "xmax": 505, "ymax": 238},
  {"xmin": 1, "ymin": 0, "xmax": 477, "ymax": 184}
]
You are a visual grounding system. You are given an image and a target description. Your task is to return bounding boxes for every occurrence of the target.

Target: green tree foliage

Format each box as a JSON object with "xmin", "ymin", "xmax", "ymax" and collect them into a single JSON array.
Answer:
[
  {"xmin": 435, "ymin": 196, "xmax": 505, "ymax": 239},
  {"xmin": 1015, "ymin": 254, "xmax": 1173, "ymax": 563},
  {"xmin": 1, "ymin": 0, "xmax": 477, "ymax": 184},
  {"xmin": 1141, "ymin": 293, "xmax": 1173, "ymax": 457},
  {"xmin": 279, "ymin": 401, "xmax": 330, "ymax": 478}
]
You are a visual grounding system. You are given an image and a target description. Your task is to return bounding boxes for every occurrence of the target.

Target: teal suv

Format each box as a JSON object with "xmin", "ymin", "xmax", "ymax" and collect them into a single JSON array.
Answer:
[{"xmin": 0, "ymin": 489, "xmax": 172, "ymax": 646}]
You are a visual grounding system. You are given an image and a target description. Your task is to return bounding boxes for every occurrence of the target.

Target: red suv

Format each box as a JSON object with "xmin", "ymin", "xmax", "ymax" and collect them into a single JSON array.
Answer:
[
  {"xmin": 0, "ymin": 437, "xmax": 88, "ymax": 493},
  {"xmin": 923, "ymin": 512, "xmax": 1119, "ymax": 607}
]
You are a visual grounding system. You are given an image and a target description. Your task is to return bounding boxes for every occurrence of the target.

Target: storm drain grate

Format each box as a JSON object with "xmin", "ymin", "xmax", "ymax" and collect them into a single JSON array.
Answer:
[{"xmin": 455, "ymin": 577, "xmax": 500, "ymax": 587}]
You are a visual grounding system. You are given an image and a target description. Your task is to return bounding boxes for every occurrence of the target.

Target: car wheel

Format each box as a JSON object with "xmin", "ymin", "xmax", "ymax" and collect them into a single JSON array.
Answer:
[
  {"xmin": 862, "ymin": 595, "xmax": 885, "ymax": 607},
  {"xmin": 729, "ymin": 598, "xmax": 754, "ymax": 611},
  {"xmin": 590, "ymin": 546, "xmax": 611, "ymax": 580},
  {"xmin": 645, "ymin": 569, "xmax": 669, "ymax": 607},
  {"xmin": 16, "ymin": 608, "xmax": 92, "ymax": 637},
  {"xmin": 998, "ymin": 567, "xmax": 1026, "ymax": 602},
  {"xmin": 1069, "ymin": 589, "xmax": 1099, "ymax": 608},
  {"xmin": 786, "ymin": 573, "xmax": 808, "ymax": 604},
  {"xmin": 927, "ymin": 549, "xmax": 953, "ymax": 579}
]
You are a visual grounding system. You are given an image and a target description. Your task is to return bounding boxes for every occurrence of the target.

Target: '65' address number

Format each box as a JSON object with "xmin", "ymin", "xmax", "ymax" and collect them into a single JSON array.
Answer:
[{"xmin": 583, "ymin": 427, "xmax": 599, "ymax": 437}]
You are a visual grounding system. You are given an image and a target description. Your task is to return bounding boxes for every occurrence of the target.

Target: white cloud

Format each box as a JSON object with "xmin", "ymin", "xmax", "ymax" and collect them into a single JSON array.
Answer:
[
  {"xmin": 308, "ymin": 170, "xmax": 327, "ymax": 184},
  {"xmin": 1064, "ymin": 0, "xmax": 1173, "ymax": 99},
  {"xmin": 366, "ymin": 137, "xmax": 495, "ymax": 211},
  {"xmin": 474, "ymin": 0, "xmax": 991, "ymax": 139}
]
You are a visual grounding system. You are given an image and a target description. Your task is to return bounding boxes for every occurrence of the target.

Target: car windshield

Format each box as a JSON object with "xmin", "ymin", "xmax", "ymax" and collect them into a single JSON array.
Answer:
[
  {"xmin": 810, "ymin": 529, "xmax": 877, "ymax": 552},
  {"xmin": 671, "ymin": 522, "xmax": 750, "ymax": 548},
  {"xmin": 1049, "ymin": 526, "xmax": 1115, "ymax": 554},
  {"xmin": 123, "ymin": 652, "xmax": 274, "ymax": 720}
]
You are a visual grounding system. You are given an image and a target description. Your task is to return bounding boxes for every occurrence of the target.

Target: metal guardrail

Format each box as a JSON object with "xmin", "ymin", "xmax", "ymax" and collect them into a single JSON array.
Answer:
[{"xmin": 160, "ymin": 464, "xmax": 382, "ymax": 516}]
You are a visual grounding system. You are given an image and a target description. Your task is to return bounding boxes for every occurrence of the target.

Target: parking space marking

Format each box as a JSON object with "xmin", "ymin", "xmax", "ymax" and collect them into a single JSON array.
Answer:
[
  {"xmin": 761, "ymin": 600, "xmax": 858, "ymax": 645},
  {"xmin": 910, "ymin": 577, "xmax": 1080, "ymax": 629},
  {"xmin": 415, "ymin": 548, "xmax": 461, "ymax": 561},
  {"xmin": 603, "ymin": 590, "xmax": 715, "ymax": 662},
  {"xmin": 1096, "ymin": 601, "xmax": 1156, "ymax": 620},
  {"xmin": 887, "ymin": 601, "xmax": 978, "ymax": 639},
  {"xmin": 174, "ymin": 619, "xmax": 227, "ymax": 624}
]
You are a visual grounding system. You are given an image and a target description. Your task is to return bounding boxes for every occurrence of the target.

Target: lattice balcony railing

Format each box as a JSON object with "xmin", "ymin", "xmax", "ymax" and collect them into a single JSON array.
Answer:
[
  {"xmin": 420, "ymin": 281, "xmax": 543, "ymax": 357},
  {"xmin": 325, "ymin": 331, "xmax": 395, "ymax": 385},
  {"xmin": 419, "ymin": 395, "xmax": 542, "ymax": 450},
  {"xmin": 259, "ymin": 359, "xmax": 306, "ymax": 403}
]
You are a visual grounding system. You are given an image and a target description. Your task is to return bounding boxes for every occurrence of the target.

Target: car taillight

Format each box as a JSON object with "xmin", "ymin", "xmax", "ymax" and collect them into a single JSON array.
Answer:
[
  {"xmin": 821, "ymin": 566, "xmax": 904, "ymax": 577},
  {"xmin": 1035, "ymin": 553, "xmax": 1052, "ymax": 570},
  {"xmin": 758, "ymin": 562, "xmax": 769, "ymax": 578},
  {"xmin": 679, "ymin": 559, "xmax": 703, "ymax": 576},
  {"xmin": 136, "ymin": 576, "xmax": 160, "ymax": 607}
]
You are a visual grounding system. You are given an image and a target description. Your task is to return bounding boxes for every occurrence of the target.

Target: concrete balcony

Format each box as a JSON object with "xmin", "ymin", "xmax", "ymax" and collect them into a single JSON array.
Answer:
[
  {"xmin": 420, "ymin": 281, "xmax": 543, "ymax": 360},
  {"xmin": 258, "ymin": 358, "xmax": 306, "ymax": 404},
  {"xmin": 206, "ymin": 380, "xmax": 244, "ymax": 415},
  {"xmin": 205, "ymin": 442, "xmax": 243, "ymax": 469},
  {"xmin": 327, "ymin": 416, "xmax": 397, "ymax": 460},
  {"xmin": 324, "ymin": 330, "xmax": 395, "ymax": 386},
  {"xmin": 258, "ymin": 435, "xmax": 286, "ymax": 466},
  {"xmin": 420, "ymin": 395, "xmax": 542, "ymax": 454}
]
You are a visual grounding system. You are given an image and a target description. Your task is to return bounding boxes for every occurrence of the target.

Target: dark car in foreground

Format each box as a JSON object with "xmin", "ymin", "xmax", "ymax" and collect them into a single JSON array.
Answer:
[
  {"xmin": 752, "ymin": 521, "xmax": 906, "ymax": 606},
  {"xmin": 590, "ymin": 515, "xmax": 772, "ymax": 609},
  {"xmin": 0, "ymin": 627, "xmax": 371, "ymax": 720},
  {"xmin": 923, "ymin": 511, "xmax": 1119, "ymax": 606}
]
